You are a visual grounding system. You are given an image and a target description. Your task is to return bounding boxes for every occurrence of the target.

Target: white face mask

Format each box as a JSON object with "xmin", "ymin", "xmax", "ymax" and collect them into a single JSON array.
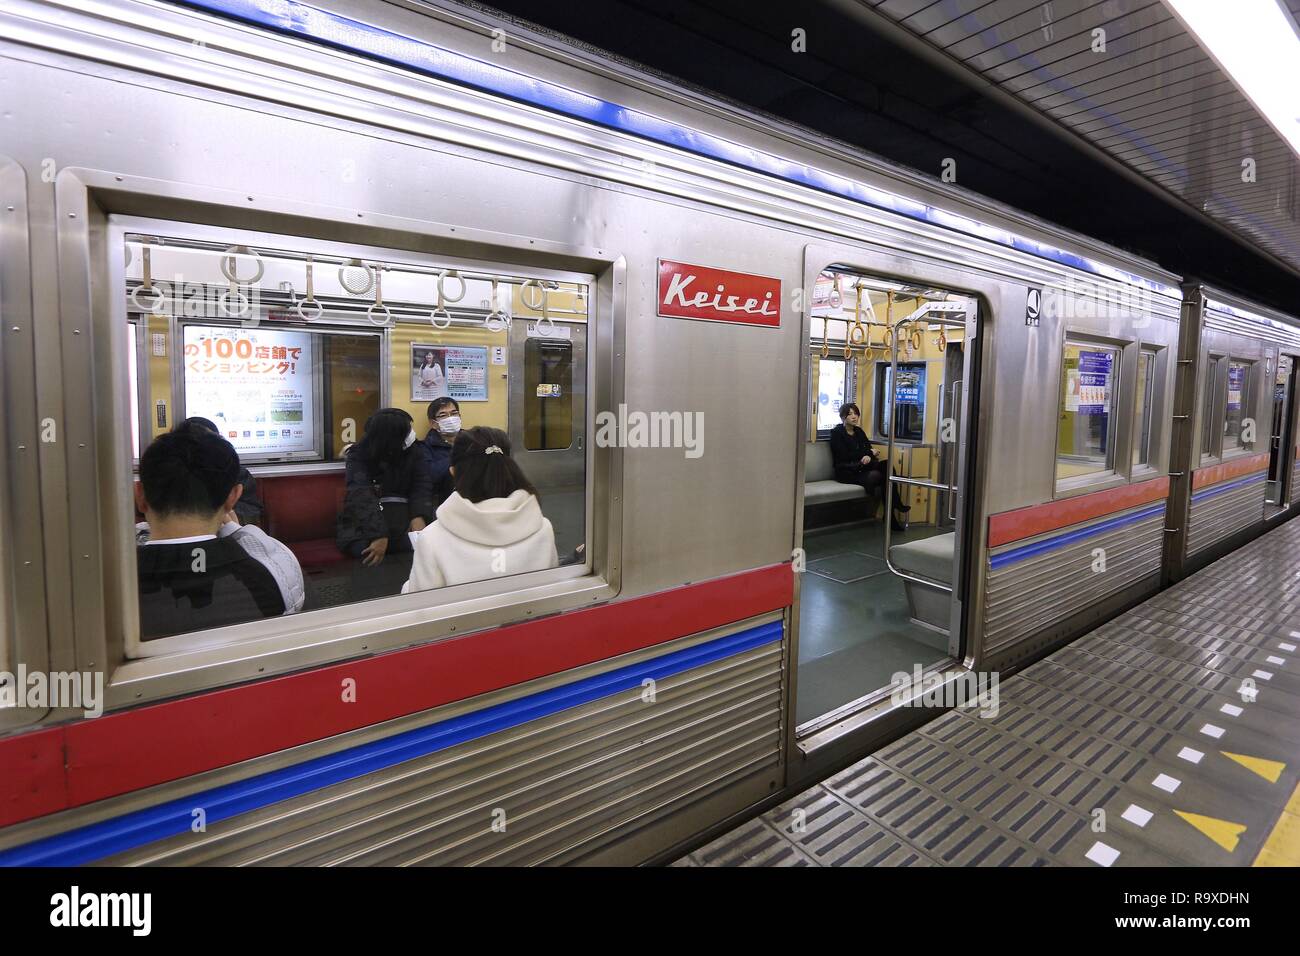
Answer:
[
  {"xmin": 437, "ymin": 415, "xmax": 461, "ymax": 436},
  {"xmin": 403, "ymin": 427, "xmax": 417, "ymax": 449}
]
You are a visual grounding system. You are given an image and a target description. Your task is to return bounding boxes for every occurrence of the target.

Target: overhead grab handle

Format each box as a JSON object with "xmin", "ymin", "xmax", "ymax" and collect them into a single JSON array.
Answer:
[
  {"xmin": 366, "ymin": 265, "xmax": 393, "ymax": 327},
  {"xmin": 128, "ymin": 243, "xmax": 166, "ymax": 313},
  {"xmin": 485, "ymin": 277, "xmax": 510, "ymax": 332},
  {"xmin": 296, "ymin": 255, "xmax": 323, "ymax": 321}
]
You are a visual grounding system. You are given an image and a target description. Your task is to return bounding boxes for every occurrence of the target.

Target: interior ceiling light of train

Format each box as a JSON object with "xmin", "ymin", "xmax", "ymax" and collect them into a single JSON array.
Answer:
[{"xmin": 860, "ymin": 0, "xmax": 1300, "ymax": 280}]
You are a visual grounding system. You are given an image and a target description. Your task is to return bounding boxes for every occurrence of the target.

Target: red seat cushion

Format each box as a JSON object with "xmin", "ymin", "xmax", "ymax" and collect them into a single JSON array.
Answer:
[
  {"xmin": 260, "ymin": 473, "xmax": 348, "ymax": 568},
  {"xmin": 288, "ymin": 538, "xmax": 351, "ymax": 569}
]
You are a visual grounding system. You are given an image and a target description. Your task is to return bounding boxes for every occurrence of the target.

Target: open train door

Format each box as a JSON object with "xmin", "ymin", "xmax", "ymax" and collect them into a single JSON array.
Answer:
[{"xmin": 883, "ymin": 295, "xmax": 980, "ymax": 660}]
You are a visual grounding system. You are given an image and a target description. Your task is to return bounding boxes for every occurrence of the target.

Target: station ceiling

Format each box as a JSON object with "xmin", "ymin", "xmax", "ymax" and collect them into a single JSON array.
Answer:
[{"xmin": 459, "ymin": 0, "xmax": 1300, "ymax": 310}]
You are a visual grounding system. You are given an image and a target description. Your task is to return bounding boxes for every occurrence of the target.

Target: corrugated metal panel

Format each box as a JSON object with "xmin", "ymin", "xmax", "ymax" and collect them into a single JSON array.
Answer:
[
  {"xmin": 864, "ymin": 0, "xmax": 1300, "ymax": 277},
  {"xmin": 983, "ymin": 506, "xmax": 1165, "ymax": 652},
  {"xmin": 1187, "ymin": 478, "xmax": 1264, "ymax": 555},
  {"xmin": 91, "ymin": 637, "xmax": 784, "ymax": 866}
]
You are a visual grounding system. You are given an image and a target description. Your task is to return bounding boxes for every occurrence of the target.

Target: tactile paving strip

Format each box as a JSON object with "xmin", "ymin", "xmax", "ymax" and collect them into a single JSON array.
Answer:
[{"xmin": 677, "ymin": 520, "xmax": 1300, "ymax": 867}]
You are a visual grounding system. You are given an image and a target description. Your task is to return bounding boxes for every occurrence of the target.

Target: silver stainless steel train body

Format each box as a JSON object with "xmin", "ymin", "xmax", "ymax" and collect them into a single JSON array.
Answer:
[{"xmin": 0, "ymin": 0, "xmax": 1297, "ymax": 864}]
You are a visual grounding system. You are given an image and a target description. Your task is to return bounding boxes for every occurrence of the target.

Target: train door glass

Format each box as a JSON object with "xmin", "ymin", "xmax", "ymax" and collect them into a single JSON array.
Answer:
[
  {"xmin": 1266, "ymin": 355, "xmax": 1295, "ymax": 509},
  {"xmin": 118, "ymin": 225, "xmax": 590, "ymax": 651},
  {"xmin": 797, "ymin": 269, "xmax": 977, "ymax": 730}
]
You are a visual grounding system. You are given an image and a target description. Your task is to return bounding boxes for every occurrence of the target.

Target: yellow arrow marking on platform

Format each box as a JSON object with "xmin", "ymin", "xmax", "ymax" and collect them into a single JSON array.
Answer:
[
  {"xmin": 1174, "ymin": 811, "xmax": 1247, "ymax": 853},
  {"xmin": 1221, "ymin": 751, "xmax": 1286, "ymax": 783},
  {"xmin": 1254, "ymin": 784, "xmax": 1300, "ymax": 867}
]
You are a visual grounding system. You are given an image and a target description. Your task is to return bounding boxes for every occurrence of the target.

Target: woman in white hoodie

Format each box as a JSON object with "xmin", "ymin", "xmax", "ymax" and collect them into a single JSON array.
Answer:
[{"xmin": 403, "ymin": 426, "xmax": 558, "ymax": 592}]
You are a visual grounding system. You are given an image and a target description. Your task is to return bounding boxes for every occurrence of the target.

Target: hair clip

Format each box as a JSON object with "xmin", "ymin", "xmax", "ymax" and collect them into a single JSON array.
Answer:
[{"xmin": 485, "ymin": 445, "xmax": 503, "ymax": 455}]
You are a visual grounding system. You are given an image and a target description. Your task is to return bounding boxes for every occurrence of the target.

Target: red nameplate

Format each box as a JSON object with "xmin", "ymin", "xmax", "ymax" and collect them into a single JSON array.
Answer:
[{"xmin": 657, "ymin": 259, "xmax": 781, "ymax": 327}]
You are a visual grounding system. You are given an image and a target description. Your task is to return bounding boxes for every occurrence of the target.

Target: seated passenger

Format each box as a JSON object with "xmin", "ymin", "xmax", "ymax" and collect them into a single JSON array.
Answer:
[
  {"xmin": 336, "ymin": 407, "xmax": 434, "ymax": 566},
  {"xmin": 829, "ymin": 402, "xmax": 910, "ymax": 531},
  {"xmin": 403, "ymin": 426, "xmax": 558, "ymax": 592},
  {"xmin": 421, "ymin": 397, "xmax": 461, "ymax": 511},
  {"xmin": 178, "ymin": 416, "xmax": 263, "ymax": 525},
  {"xmin": 135, "ymin": 428, "xmax": 305, "ymax": 641}
]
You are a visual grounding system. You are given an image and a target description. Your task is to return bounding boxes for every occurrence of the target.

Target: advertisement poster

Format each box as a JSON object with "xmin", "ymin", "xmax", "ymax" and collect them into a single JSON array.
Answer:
[
  {"xmin": 412, "ymin": 344, "xmax": 488, "ymax": 402},
  {"xmin": 1073, "ymin": 350, "xmax": 1113, "ymax": 414},
  {"xmin": 183, "ymin": 325, "xmax": 315, "ymax": 457},
  {"xmin": 1227, "ymin": 364, "xmax": 1245, "ymax": 411},
  {"xmin": 893, "ymin": 366, "xmax": 926, "ymax": 406}
]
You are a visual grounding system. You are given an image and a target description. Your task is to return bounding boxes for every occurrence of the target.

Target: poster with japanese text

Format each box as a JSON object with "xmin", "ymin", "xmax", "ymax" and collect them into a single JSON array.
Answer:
[
  {"xmin": 183, "ymin": 325, "xmax": 315, "ymax": 457},
  {"xmin": 412, "ymin": 343, "xmax": 488, "ymax": 402},
  {"xmin": 1227, "ymin": 364, "xmax": 1245, "ymax": 411},
  {"xmin": 1075, "ymin": 350, "xmax": 1114, "ymax": 414}
]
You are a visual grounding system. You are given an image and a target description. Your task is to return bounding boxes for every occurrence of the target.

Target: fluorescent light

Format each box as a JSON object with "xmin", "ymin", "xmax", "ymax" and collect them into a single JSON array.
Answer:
[{"xmin": 1165, "ymin": 0, "xmax": 1300, "ymax": 159}]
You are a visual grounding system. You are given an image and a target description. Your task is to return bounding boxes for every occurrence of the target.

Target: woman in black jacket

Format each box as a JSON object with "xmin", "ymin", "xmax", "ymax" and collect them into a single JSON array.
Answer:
[
  {"xmin": 336, "ymin": 408, "xmax": 435, "ymax": 566},
  {"xmin": 829, "ymin": 402, "xmax": 909, "ymax": 531}
]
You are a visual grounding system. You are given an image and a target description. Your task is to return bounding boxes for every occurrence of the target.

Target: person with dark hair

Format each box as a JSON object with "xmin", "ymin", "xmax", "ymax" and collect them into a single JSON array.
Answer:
[
  {"xmin": 135, "ymin": 428, "xmax": 304, "ymax": 640},
  {"xmin": 336, "ymin": 407, "xmax": 434, "ymax": 566},
  {"xmin": 829, "ymin": 402, "xmax": 910, "ymax": 531},
  {"xmin": 421, "ymin": 396, "xmax": 461, "ymax": 510},
  {"xmin": 403, "ymin": 426, "xmax": 557, "ymax": 592},
  {"xmin": 176, "ymin": 416, "xmax": 262, "ymax": 525}
]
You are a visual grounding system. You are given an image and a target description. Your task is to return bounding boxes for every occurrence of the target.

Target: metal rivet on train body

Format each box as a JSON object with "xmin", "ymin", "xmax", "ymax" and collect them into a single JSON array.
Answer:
[
  {"xmin": 115, "ymin": 176, "xmax": 123, "ymax": 182},
  {"xmin": 5, "ymin": 205, "xmax": 13, "ymax": 211},
  {"xmin": 73, "ymin": 329, "xmax": 80, "ymax": 334},
  {"xmin": 10, "ymin": 326, "xmax": 18, "ymax": 332},
  {"xmin": 247, "ymin": 196, "xmax": 254, "ymax": 201},
  {"xmin": 68, "ymin": 212, "xmax": 76, "ymax": 218},
  {"xmin": 16, "ymin": 445, "xmax": 25, "ymax": 451}
]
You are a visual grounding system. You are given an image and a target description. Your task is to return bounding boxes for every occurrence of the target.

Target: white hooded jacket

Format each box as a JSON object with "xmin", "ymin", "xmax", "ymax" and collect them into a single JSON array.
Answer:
[{"xmin": 403, "ymin": 489, "xmax": 558, "ymax": 592}]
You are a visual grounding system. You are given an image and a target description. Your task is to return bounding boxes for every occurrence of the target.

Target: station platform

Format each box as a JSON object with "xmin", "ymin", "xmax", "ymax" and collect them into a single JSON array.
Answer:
[{"xmin": 676, "ymin": 519, "xmax": 1300, "ymax": 867}]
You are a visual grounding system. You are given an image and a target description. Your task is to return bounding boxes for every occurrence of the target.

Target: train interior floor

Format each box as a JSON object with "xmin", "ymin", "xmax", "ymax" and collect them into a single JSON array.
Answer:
[
  {"xmin": 798, "ymin": 520, "xmax": 950, "ymax": 725},
  {"xmin": 681, "ymin": 517, "xmax": 1300, "ymax": 867}
]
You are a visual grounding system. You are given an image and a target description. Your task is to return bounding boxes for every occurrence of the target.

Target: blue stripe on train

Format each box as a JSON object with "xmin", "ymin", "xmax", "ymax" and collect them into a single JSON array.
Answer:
[
  {"xmin": 989, "ymin": 502, "xmax": 1167, "ymax": 571},
  {"xmin": 1190, "ymin": 471, "xmax": 1268, "ymax": 502},
  {"xmin": 171, "ymin": 0, "xmax": 1179, "ymax": 297},
  {"xmin": 0, "ymin": 620, "xmax": 782, "ymax": 866},
  {"xmin": 990, "ymin": 470, "xmax": 1268, "ymax": 571}
]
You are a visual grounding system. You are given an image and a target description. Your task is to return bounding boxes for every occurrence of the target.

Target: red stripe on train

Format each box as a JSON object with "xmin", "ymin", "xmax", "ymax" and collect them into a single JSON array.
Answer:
[
  {"xmin": 987, "ymin": 476, "xmax": 1170, "ymax": 549},
  {"xmin": 0, "ymin": 564, "xmax": 793, "ymax": 829},
  {"xmin": 1191, "ymin": 452, "xmax": 1270, "ymax": 490}
]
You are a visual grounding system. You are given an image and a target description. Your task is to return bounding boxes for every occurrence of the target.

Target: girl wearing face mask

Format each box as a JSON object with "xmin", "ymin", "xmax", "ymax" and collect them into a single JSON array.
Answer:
[
  {"xmin": 421, "ymin": 397, "xmax": 461, "ymax": 510},
  {"xmin": 336, "ymin": 407, "xmax": 435, "ymax": 567}
]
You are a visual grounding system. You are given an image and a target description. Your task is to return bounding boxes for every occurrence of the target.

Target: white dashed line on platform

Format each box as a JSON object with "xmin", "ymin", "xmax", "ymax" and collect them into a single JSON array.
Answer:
[
  {"xmin": 1221, "ymin": 703, "xmax": 1244, "ymax": 717},
  {"xmin": 1200, "ymin": 724, "xmax": 1225, "ymax": 739},
  {"xmin": 1086, "ymin": 842, "xmax": 1119, "ymax": 867},
  {"xmin": 1121, "ymin": 804, "xmax": 1154, "ymax": 827},
  {"xmin": 1153, "ymin": 773, "xmax": 1181, "ymax": 793}
]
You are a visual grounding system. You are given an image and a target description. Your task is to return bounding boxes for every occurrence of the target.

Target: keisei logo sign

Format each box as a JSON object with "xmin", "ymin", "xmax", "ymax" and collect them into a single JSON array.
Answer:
[{"xmin": 657, "ymin": 259, "xmax": 781, "ymax": 328}]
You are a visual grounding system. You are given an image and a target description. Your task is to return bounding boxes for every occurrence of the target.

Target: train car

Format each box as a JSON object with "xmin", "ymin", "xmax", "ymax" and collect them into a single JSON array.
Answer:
[
  {"xmin": 0, "ymin": 0, "xmax": 1295, "ymax": 866},
  {"xmin": 1163, "ymin": 285, "xmax": 1300, "ymax": 582}
]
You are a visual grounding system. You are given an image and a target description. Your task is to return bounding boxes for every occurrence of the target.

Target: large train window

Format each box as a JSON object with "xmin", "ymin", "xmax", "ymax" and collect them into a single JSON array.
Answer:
[
  {"xmin": 875, "ymin": 361, "xmax": 926, "ymax": 443},
  {"xmin": 1056, "ymin": 341, "xmax": 1120, "ymax": 483},
  {"xmin": 1223, "ymin": 359, "xmax": 1254, "ymax": 451},
  {"xmin": 122, "ymin": 229, "xmax": 590, "ymax": 648},
  {"xmin": 810, "ymin": 313, "xmax": 857, "ymax": 438}
]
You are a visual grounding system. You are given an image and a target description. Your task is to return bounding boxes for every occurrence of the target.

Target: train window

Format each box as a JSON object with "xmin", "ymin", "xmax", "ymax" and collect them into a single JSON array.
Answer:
[
  {"xmin": 875, "ymin": 361, "xmax": 926, "ymax": 443},
  {"xmin": 123, "ymin": 229, "xmax": 589, "ymax": 648},
  {"xmin": 1055, "ymin": 341, "xmax": 1120, "ymax": 483},
  {"xmin": 815, "ymin": 356, "xmax": 852, "ymax": 434},
  {"xmin": 523, "ymin": 338, "xmax": 573, "ymax": 450},
  {"xmin": 1132, "ymin": 349, "xmax": 1157, "ymax": 468},
  {"xmin": 1223, "ymin": 360, "xmax": 1254, "ymax": 450},
  {"xmin": 1201, "ymin": 355, "xmax": 1223, "ymax": 460}
]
